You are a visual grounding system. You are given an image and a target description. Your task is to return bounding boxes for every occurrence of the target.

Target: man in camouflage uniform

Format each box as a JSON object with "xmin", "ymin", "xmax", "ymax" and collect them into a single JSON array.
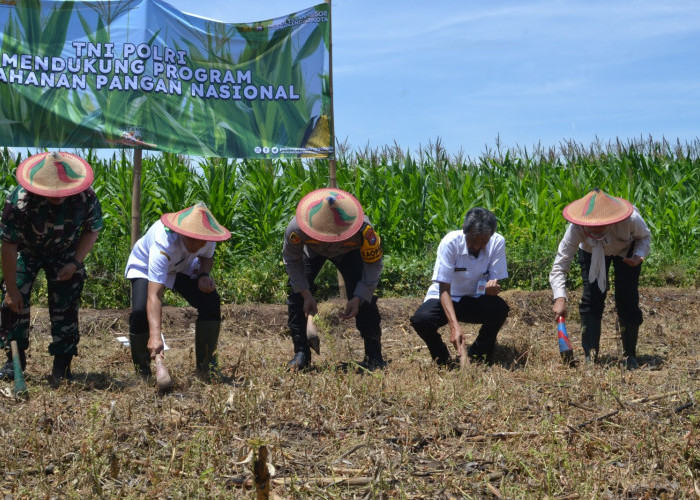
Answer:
[
  {"xmin": 0, "ymin": 152, "xmax": 102, "ymax": 383},
  {"xmin": 283, "ymin": 188, "xmax": 385, "ymax": 372}
]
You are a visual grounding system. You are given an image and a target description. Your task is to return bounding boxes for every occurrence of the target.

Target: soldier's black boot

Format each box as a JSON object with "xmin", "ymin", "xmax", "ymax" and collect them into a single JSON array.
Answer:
[
  {"xmin": 129, "ymin": 334, "xmax": 152, "ymax": 379},
  {"xmin": 51, "ymin": 354, "xmax": 74, "ymax": 383},
  {"xmin": 620, "ymin": 321, "xmax": 640, "ymax": 370},
  {"xmin": 287, "ymin": 333, "xmax": 311, "ymax": 372},
  {"xmin": 581, "ymin": 314, "xmax": 601, "ymax": 363},
  {"xmin": 195, "ymin": 321, "xmax": 222, "ymax": 381},
  {"xmin": 0, "ymin": 348, "xmax": 26, "ymax": 381},
  {"xmin": 0, "ymin": 350, "xmax": 13, "ymax": 380}
]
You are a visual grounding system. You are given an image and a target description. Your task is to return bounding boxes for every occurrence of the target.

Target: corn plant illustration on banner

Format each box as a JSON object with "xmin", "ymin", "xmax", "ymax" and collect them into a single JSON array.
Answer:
[{"xmin": 0, "ymin": 0, "xmax": 331, "ymax": 158}]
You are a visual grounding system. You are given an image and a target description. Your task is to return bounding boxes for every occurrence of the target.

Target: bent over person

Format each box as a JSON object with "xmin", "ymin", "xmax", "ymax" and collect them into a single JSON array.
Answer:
[
  {"xmin": 125, "ymin": 203, "xmax": 230, "ymax": 381},
  {"xmin": 283, "ymin": 188, "xmax": 385, "ymax": 372},
  {"xmin": 0, "ymin": 152, "xmax": 102, "ymax": 383},
  {"xmin": 550, "ymin": 188, "xmax": 651, "ymax": 369},
  {"xmin": 411, "ymin": 207, "xmax": 509, "ymax": 367}
]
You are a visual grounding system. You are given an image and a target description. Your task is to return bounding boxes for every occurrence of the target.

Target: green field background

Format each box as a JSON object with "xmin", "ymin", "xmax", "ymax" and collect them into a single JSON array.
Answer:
[{"xmin": 1, "ymin": 135, "xmax": 698, "ymax": 308}]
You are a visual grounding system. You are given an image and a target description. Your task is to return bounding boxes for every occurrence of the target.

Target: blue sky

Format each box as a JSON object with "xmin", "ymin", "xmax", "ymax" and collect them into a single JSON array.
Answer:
[{"xmin": 158, "ymin": 1, "xmax": 700, "ymax": 156}]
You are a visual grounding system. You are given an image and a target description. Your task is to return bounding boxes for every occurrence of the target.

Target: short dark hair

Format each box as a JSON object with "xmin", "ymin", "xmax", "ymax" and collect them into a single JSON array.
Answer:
[{"xmin": 462, "ymin": 207, "xmax": 497, "ymax": 236}]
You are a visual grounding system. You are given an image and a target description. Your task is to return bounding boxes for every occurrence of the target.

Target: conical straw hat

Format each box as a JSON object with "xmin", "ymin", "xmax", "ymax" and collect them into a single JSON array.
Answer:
[
  {"xmin": 161, "ymin": 202, "xmax": 231, "ymax": 241},
  {"xmin": 296, "ymin": 188, "xmax": 364, "ymax": 242},
  {"xmin": 562, "ymin": 188, "xmax": 633, "ymax": 226},
  {"xmin": 16, "ymin": 152, "xmax": 93, "ymax": 197}
]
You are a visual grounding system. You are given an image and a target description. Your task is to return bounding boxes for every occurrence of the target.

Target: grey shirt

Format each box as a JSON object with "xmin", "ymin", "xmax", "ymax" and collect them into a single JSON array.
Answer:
[{"xmin": 283, "ymin": 215, "xmax": 383, "ymax": 302}]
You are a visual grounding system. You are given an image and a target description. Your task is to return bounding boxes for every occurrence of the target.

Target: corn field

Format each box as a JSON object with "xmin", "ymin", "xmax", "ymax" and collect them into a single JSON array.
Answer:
[
  {"xmin": 0, "ymin": 135, "xmax": 698, "ymax": 308},
  {"xmin": 0, "ymin": 1, "xmax": 331, "ymax": 158}
]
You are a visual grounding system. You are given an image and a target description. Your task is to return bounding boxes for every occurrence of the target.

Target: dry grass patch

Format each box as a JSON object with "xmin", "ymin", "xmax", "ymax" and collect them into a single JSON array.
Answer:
[{"xmin": 1, "ymin": 289, "xmax": 698, "ymax": 498}]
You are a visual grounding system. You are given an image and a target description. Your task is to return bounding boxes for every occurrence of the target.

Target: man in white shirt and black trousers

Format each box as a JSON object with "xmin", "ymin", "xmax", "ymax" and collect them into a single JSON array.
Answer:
[
  {"xmin": 124, "ymin": 202, "xmax": 231, "ymax": 382},
  {"xmin": 410, "ymin": 207, "xmax": 509, "ymax": 367}
]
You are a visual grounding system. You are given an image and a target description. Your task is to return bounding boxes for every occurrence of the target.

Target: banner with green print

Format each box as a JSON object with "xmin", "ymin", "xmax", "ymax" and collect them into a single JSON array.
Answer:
[{"xmin": 0, "ymin": 0, "xmax": 331, "ymax": 158}]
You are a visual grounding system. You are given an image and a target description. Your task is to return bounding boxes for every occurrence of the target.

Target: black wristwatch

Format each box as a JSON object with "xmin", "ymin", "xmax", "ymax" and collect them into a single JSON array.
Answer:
[
  {"xmin": 196, "ymin": 272, "xmax": 210, "ymax": 280},
  {"xmin": 71, "ymin": 257, "xmax": 84, "ymax": 270}
]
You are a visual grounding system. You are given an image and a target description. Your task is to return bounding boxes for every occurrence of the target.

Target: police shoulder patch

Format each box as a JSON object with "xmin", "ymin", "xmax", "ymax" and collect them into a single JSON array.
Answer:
[
  {"xmin": 360, "ymin": 225, "xmax": 382, "ymax": 263},
  {"xmin": 289, "ymin": 231, "xmax": 302, "ymax": 244}
]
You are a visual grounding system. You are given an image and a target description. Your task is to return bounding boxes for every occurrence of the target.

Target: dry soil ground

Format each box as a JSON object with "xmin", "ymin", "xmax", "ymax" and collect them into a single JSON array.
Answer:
[{"xmin": 0, "ymin": 288, "xmax": 699, "ymax": 498}]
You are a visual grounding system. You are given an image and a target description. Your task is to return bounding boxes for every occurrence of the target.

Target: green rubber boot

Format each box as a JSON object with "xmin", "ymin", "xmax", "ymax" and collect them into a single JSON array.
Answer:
[
  {"xmin": 195, "ymin": 321, "xmax": 221, "ymax": 381},
  {"xmin": 129, "ymin": 334, "xmax": 152, "ymax": 379},
  {"xmin": 580, "ymin": 314, "xmax": 601, "ymax": 362},
  {"xmin": 620, "ymin": 322, "xmax": 640, "ymax": 370}
]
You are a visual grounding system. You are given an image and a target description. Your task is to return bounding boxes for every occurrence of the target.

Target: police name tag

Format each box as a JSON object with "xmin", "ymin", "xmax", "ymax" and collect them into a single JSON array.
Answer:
[{"xmin": 476, "ymin": 279, "xmax": 487, "ymax": 296}]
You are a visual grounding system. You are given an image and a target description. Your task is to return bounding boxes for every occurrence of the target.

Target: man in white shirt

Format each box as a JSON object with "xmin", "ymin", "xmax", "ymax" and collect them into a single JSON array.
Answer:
[
  {"xmin": 410, "ymin": 207, "xmax": 509, "ymax": 367},
  {"xmin": 125, "ymin": 202, "xmax": 231, "ymax": 381},
  {"xmin": 549, "ymin": 188, "xmax": 651, "ymax": 369}
]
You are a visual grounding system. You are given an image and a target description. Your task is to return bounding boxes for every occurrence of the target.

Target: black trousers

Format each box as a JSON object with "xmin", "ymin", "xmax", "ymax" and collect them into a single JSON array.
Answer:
[
  {"xmin": 578, "ymin": 249, "xmax": 643, "ymax": 326},
  {"xmin": 287, "ymin": 250, "xmax": 381, "ymax": 345},
  {"xmin": 410, "ymin": 294, "xmax": 509, "ymax": 362},
  {"xmin": 129, "ymin": 274, "xmax": 221, "ymax": 335}
]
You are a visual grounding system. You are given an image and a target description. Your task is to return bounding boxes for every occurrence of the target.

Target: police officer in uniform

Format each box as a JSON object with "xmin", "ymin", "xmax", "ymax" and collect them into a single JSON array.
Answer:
[
  {"xmin": 283, "ymin": 188, "xmax": 385, "ymax": 371},
  {"xmin": 0, "ymin": 152, "xmax": 103, "ymax": 383}
]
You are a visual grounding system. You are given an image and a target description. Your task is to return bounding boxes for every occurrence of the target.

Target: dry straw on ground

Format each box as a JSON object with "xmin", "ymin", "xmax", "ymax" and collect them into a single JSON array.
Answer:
[{"xmin": 0, "ymin": 288, "xmax": 698, "ymax": 498}]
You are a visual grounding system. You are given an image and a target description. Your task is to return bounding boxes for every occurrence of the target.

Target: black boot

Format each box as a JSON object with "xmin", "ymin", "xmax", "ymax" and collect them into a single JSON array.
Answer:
[
  {"xmin": 195, "ymin": 321, "xmax": 221, "ymax": 381},
  {"xmin": 413, "ymin": 329, "xmax": 451, "ymax": 365},
  {"xmin": 358, "ymin": 336, "xmax": 386, "ymax": 371},
  {"xmin": 580, "ymin": 314, "xmax": 601, "ymax": 362},
  {"xmin": 287, "ymin": 352, "xmax": 310, "ymax": 372},
  {"xmin": 129, "ymin": 334, "xmax": 152, "ymax": 378},
  {"xmin": 287, "ymin": 333, "xmax": 311, "ymax": 372},
  {"xmin": 0, "ymin": 350, "xmax": 14, "ymax": 380},
  {"xmin": 468, "ymin": 334, "xmax": 498, "ymax": 364},
  {"xmin": 0, "ymin": 348, "xmax": 26, "ymax": 380},
  {"xmin": 51, "ymin": 354, "xmax": 74, "ymax": 383},
  {"xmin": 620, "ymin": 322, "xmax": 640, "ymax": 370}
]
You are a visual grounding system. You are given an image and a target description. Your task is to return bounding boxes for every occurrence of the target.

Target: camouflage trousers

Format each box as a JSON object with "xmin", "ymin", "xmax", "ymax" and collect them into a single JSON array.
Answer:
[{"xmin": 1, "ymin": 252, "xmax": 86, "ymax": 355}]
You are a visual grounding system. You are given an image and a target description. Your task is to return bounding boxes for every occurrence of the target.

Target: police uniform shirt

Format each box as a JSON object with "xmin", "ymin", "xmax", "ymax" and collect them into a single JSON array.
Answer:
[
  {"xmin": 125, "ymin": 220, "xmax": 215, "ymax": 289},
  {"xmin": 282, "ymin": 215, "xmax": 383, "ymax": 302},
  {"xmin": 424, "ymin": 230, "xmax": 508, "ymax": 302}
]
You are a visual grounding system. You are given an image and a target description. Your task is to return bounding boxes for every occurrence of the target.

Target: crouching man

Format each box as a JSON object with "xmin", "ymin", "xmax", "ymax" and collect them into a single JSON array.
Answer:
[{"xmin": 411, "ymin": 207, "xmax": 509, "ymax": 367}]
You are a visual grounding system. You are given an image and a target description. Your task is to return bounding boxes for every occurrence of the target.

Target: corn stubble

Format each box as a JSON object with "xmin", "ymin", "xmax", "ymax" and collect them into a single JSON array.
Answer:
[{"xmin": 0, "ymin": 289, "xmax": 697, "ymax": 498}]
